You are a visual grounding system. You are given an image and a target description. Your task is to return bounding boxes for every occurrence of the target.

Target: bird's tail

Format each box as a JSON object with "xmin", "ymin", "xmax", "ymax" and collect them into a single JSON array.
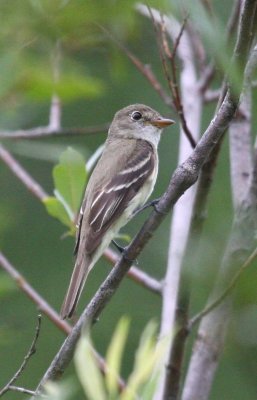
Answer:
[{"xmin": 60, "ymin": 253, "xmax": 91, "ymax": 319}]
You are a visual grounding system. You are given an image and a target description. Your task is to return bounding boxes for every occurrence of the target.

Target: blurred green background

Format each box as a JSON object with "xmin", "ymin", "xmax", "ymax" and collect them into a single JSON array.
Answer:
[{"xmin": 0, "ymin": 0, "xmax": 257, "ymax": 399}]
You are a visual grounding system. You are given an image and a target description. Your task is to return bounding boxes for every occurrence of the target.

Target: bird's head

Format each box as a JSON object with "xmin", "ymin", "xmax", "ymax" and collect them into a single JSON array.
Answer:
[{"xmin": 109, "ymin": 104, "xmax": 175, "ymax": 146}]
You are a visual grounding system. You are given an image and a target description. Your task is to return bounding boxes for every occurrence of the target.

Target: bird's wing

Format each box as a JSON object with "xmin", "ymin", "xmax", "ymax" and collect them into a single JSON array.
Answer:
[{"xmin": 76, "ymin": 140, "xmax": 156, "ymax": 255}]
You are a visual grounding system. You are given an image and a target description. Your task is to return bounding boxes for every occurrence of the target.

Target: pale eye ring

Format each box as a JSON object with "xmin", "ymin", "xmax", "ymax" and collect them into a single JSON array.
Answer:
[{"xmin": 131, "ymin": 111, "xmax": 142, "ymax": 121}]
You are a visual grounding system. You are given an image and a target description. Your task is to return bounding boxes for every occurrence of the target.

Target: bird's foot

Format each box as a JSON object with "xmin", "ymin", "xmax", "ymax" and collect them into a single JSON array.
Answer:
[
  {"xmin": 112, "ymin": 240, "xmax": 126, "ymax": 254},
  {"xmin": 133, "ymin": 197, "xmax": 165, "ymax": 216},
  {"xmin": 111, "ymin": 240, "xmax": 138, "ymax": 266}
]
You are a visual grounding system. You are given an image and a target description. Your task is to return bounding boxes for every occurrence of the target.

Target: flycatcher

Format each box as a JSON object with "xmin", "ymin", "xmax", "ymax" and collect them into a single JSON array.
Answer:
[{"xmin": 61, "ymin": 104, "xmax": 175, "ymax": 319}]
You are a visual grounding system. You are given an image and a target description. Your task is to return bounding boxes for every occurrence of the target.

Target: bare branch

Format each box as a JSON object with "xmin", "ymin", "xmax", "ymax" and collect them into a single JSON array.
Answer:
[
  {"xmin": 0, "ymin": 144, "xmax": 48, "ymax": 200},
  {"xmin": 0, "ymin": 315, "xmax": 42, "ymax": 397},
  {"xmin": 182, "ymin": 5, "xmax": 257, "ymax": 396},
  {"xmin": 134, "ymin": 7, "xmax": 203, "ymax": 400},
  {"xmin": 0, "ymin": 252, "xmax": 71, "ymax": 333},
  {"xmin": 7, "ymin": 386, "xmax": 42, "ymax": 396},
  {"xmin": 140, "ymin": 1, "xmax": 257, "ymax": 398},
  {"xmin": 229, "ymin": 46, "xmax": 257, "ymax": 208},
  {"xmin": 0, "ymin": 123, "xmax": 109, "ymax": 140},
  {"xmin": 137, "ymin": 3, "xmax": 256, "ymax": 398},
  {"xmin": 146, "ymin": 9, "xmax": 197, "ymax": 148}
]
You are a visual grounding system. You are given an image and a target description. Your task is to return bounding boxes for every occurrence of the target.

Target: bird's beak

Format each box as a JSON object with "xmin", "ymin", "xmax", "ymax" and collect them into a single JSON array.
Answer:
[{"xmin": 149, "ymin": 117, "xmax": 175, "ymax": 128}]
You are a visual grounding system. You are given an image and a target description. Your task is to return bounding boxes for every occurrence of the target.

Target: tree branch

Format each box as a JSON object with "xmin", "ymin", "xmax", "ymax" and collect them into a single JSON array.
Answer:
[
  {"xmin": 182, "ymin": 5, "xmax": 257, "ymax": 397},
  {"xmin": 138, "ymin": 1, "xmax": 257, "ymax": 399},
  {"xmin": 135, "ymin": 8, "xmax": 203, "ymax": 400},
  {"xmin": 0, "ymin": 124, "xmax": 110, "ymax": 140},
  {"xmin": 229, "ymin": 46, "xmax": 256, "ymax": 208},
  {"xmin": 0, "ymin": 252, "xmax": 71, "ymax": 333}
]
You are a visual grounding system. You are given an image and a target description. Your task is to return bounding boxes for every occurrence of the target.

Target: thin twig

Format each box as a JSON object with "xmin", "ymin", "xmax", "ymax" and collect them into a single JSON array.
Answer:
[
  {"xmin": 189, "ymin": 246, "xmax": 257, "ymax": 328},
  {"xmin": 0, "ymin": 314, "xmax": 42, "ymax": 397},
  {"xmin": 98, "ymin": 24, "xmax": 173, "ymax": 108},
  {"xmin": 151, "ymin": 10, "xmax": 197, "ymax": 148},
  {"xmin": 0, "ymin": 123, "xmax": 110, "ymax": 140},
  {"xmin": 8, "ymin": 386, "xmax": 44, "ymax": 396}
]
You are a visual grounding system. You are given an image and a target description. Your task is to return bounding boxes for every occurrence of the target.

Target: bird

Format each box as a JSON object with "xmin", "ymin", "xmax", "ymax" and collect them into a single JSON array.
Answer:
[{"xmin": 60, "ymin": 104, "xmax": 175, "ymax": 319}]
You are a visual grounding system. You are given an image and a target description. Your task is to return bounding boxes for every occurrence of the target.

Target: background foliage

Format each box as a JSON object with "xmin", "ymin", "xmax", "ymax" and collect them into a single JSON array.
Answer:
[{"xmin": 0, "ymin": 1, "xmax": 257, "ymax": 399}]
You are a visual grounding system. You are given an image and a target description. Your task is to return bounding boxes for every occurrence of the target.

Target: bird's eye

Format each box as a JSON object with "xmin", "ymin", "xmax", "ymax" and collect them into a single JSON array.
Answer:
[{"xmin": 131, "ymin": 111, "xmax": 142, "ymax": 121}]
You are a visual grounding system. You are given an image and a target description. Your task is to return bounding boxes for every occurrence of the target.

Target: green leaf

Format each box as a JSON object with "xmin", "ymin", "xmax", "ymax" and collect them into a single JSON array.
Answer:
[
  {"xmin": 114, "ymin": 233, "xmax": 131, "ymax": 243},
  {"xmin": 122, "ymin": 322, "xmax": 159, "ymax": 400},
  {"xmin": 0, "ymin": 274, "xmax": 16, "ymax": 298},
  {"xmin": 53, "ymin": 147, "xmax": 87, "ymax": 214},
  {"xmin": 140, "ymin": 335, "xmax": 171, "ymax": 400},
  {"xmin": 43, "ymin": 196, "xmax": 71, "ymax": 228},
  {"xmin": 43, "ymin": 378, "xmax": 76, "ymax": 400},
  {"xmin": 19, "ymin": 63, "xmax": 105, "ymax": 102},
  {"xmin": 105, "ymin": 317, "xmax": 130, "ymax": 398},
  {"xmin": 75, "ymin": 332, "xmax": 107, "ymax": 400}
]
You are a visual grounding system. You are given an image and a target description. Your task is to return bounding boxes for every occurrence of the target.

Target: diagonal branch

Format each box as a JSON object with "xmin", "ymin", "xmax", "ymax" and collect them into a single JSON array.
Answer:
[
  {"xmin": 0, "ymin": 252, "xmax": 71, "ymax": 333},
  {"xmin": 0, "ymin": 144, "xmax": 48, "ymax": 200}
]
